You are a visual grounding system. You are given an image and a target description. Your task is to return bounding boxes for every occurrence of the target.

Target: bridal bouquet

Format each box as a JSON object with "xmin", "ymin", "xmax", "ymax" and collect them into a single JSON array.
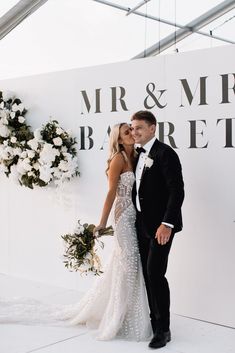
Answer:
[
  {"xmin": 0, "ymin": 90, "xmax": 33, "ymax": 176},
  {"xmin": 62, "ymin": 220, "xmax": 114, "ymax": 276},
  {"xmin": 16, "ymin": 120, "xmax": 79, "ymax": 188}
]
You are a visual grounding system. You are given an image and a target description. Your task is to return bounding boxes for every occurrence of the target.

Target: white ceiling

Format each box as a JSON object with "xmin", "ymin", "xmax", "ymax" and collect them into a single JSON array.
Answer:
[
  {"xmin": 0, "ymin": 0, "xmax": 19, "ymax": 17},
  {"xmin": 0, "ymin": 0, "xmax": 234, "ymax": 79}
]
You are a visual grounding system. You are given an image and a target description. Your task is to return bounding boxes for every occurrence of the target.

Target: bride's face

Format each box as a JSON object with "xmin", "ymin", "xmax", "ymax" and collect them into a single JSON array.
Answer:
[{"xmin": 119, "ymin": 124, "xmax": 135, "ymax": 146}]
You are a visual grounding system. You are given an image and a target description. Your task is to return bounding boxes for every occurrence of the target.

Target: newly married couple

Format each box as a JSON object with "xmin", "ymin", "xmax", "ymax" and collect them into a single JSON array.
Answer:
[{"xmin": 71, "ymin": 110, "xmax": 185, "ymax": 349}]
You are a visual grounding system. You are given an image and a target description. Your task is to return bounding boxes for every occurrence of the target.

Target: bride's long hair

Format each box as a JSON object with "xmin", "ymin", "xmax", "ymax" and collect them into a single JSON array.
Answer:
[{"xmin": 106, "ymin": 122, "xmax": 127, "ymax": 175}]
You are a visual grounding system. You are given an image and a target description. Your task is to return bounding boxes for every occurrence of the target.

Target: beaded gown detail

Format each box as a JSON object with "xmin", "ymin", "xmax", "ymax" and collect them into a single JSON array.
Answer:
[
  {"xmin": 67, "ymin": 171, "xmax": 151, "ymax": 340},
  {"xmin": 0, "ymin": 172, "xmax": 151, "ymax": 341}
]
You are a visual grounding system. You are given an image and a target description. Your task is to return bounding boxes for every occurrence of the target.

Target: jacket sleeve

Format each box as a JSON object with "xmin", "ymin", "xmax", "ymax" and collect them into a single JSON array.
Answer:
[{"xmin": 160, "ymin": 147, "xmax": 184, "ymax": 225}]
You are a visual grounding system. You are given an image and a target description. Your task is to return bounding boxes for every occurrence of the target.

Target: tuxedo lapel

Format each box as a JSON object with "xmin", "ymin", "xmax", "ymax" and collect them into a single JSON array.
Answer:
[
  {"xmin": 139, "ymin": 138, "xmax": 159, "ymax": 186},
  {"xmin": 139, "ymin": 161, "xmax": 147, "ymax": 183},
  {"xmin": 133, "ymin": 152, "xmax": 140, "ymax": 173},
  {"xmin": 148, "ymin": 138, "xmax": 159, "ymax": 160}
]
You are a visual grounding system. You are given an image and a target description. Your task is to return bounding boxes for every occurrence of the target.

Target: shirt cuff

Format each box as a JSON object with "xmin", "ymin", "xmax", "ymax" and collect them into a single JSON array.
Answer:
[{"xmin": 162, "ymin": 222, "xmax": 174, "ymax": 229}]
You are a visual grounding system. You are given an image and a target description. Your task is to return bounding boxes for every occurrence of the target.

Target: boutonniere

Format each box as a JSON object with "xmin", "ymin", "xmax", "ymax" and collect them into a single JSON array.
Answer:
[{"xmin": 144, "ymin": 156, "xmax": 154, "ymax": 169}]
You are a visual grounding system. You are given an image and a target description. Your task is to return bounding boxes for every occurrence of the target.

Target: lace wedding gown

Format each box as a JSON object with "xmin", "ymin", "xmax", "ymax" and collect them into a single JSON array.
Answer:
[
  {"xmin": 67, "ymin": 171, "xmax": 151, "ymax": 340},
  {"xmin": 0, "ymin": 171, "xmax": 151, "ymax": 341}
]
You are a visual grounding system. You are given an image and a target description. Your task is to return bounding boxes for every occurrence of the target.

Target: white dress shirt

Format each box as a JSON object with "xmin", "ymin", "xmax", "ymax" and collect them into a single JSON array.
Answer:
[
  {"xmin": 135, "ymin": 137, "xmax": 156, "ymax": 211},
  {"xmin": 135, "ymin": 137, "xmax": 174, "ymax": 229}
]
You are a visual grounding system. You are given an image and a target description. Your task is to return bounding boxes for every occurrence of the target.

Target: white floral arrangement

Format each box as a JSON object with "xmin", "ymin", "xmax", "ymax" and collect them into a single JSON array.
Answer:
[
  {"xmin": 0, "ymin": 90, "xmax": 79, "ymax": 189},
  {"xmin": 0, "ymin": 90, "xmax": 33, "ymax": 176},
  {"xmin": 16, "ymin": 120, "xmax": 79, "ymax": 189}
]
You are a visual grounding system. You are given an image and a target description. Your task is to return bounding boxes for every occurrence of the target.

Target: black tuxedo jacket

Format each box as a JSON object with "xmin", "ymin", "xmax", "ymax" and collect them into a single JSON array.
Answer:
[{"xmin": 132, "ymin": 139, "xmax": 184, "ymax": 235}]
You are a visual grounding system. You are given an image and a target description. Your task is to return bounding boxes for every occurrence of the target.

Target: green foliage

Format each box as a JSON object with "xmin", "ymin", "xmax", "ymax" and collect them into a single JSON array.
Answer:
[{"xmin": 62, "ymin": 221, "xmax": 114, "ymax": 276}]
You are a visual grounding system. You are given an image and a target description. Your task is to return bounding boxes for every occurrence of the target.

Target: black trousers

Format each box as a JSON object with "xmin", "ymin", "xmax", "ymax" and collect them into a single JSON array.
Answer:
[{"xmin": 136, "ymin": 212, "xmax": 174, "ymax": 333}]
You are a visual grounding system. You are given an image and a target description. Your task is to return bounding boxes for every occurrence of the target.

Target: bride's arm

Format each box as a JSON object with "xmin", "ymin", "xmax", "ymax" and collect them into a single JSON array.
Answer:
[{"xmin": 95, "ymin": 154, "xmax": 124, "ymax": 232}]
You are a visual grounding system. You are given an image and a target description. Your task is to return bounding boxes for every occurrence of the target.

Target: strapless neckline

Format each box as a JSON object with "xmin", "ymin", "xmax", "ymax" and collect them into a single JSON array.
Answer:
[{"xmin": 120, "ymin": 171, "xmax": 134, "ymax": 177}]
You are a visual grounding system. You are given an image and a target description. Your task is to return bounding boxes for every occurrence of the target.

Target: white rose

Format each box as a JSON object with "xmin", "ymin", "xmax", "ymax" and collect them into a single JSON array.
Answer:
[
  {"xmin": 11, "ymin": 103, "xmax": 19, "ymax": 112},
  {"xmin": 18, "ymin": 103, "xmax": 24, "ymax": 112},
  {"xmin": 63, "ymin": 155, "xmax": 78, "ymax": 177},
  {"xmin": 20, "ymin": 151, "xmax": 27, "ymax": 158},
  {"xmin": 79, "ymin": 226, "xmax": 85, "ymax": 233},
  {"xmin": 0, "ymin": 102, "xmax": 4, "ymax": 109},
  {"xmin": 28, "ymin": 171, "xmax": 34, "ymax": 177},
  {"xmin": 63, "ymin": 170, "xmax": 72, "ymax": 179},
  {"xmin": 0, "ymin": 109, "xmax": 8, "ymax": 119},
  {"xmin": 27, "ymin": 138, "xmax": 39, "ymax": 151},
  {"xmin": 9, "ymin": 164, "xmax": 20, "ymax": 183},
  {"xmin": 27, "ymin": 150, "xmax": 35, "ymax": 158},
  {"xmin": 34, "ymin": 128, "xmax": 42, "ymax": 140},
  {"xmin": 40, "ymin": 143, "xmax": 59, "ymax": 164},
  {"xmin": 53, "ymin": 137, "xmax": 63, "ymax": 146},
  {"xmin": 0, "ymin": 123, "xmax": 10, "ymax": 138},
  {"xmin": 10, "ymin": 136, "xmax": 17, "ymax": 143},
  {"xmin": 53, "ymin": 168, "xmax": 62, "ymax": 179},
  {"xmin": 10, "ymin": 112, "xmax": 15, "ymax": 119},
  {"xmin": 75, "ymin": 225, "xmax": 85, "ymax": 234},
  {"xmin": 15, "ymin": 147, "xmax": 22, "ymax": 156},
  {"xmin": 16, "ymin": 161, "xmax": 25, "ymax": 175},
  {"xmin": 0, "ymin": 150, "xmax": 9, "ymax": 160},
  {"xmin": 39, "ymin": 165, "xmax": 53, "ymax": 183},
  {"xmin": 145, "ymin": 156, "xmax": 154, "ymax": 168},
  {"xmin": 58, "ymin": 160, "xmax": 68, "ymax": 171},
  {"xmin": 21, "ymin": 158, "xmax": 32, "ymax": 171},
  {"xmin": 33, "ymin": 162, "xmax": 40, "ymax": 170},
  {"xmin": 2, "ymin": 90, "xmax": 14, "ymax": 101},
  {"xmin": 12, "ymin": 103, "xmax": 24, "ymax": 113},
  {"xmin": 18, "ymin": 116, "xmax": 25, "ymax": 123},
  {"xmin": 56, "ymin": 127, "xmax": 63, "ymax": 135},
  {"xmin": 2, "ymin": 116, "xmax": 9, "ymax": 125},
  {"xmin": 22, "ymin": 164, "xmax": 32, "ymax": 172},
  {"xmin": 61, "ymin": 146, "xmax": 67, "ymax": 153}
]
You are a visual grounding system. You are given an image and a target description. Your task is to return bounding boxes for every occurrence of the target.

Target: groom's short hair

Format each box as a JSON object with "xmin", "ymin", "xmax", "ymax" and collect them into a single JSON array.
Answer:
[{"xmin": 131, "ymin": 110, "xmax": 156, "ymax": 126}]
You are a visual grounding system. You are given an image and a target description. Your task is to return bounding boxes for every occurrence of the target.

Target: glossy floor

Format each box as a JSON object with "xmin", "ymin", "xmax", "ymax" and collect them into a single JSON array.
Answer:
[{"xmin": 0, "ymin": 274, "xmax": 234, "ymax": 353}]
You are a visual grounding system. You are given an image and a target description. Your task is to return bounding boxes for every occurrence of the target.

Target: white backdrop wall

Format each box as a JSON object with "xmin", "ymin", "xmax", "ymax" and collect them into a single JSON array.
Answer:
[{"xmin": 0, "ymin": 45, "xmax": 234, "ymax": 327}]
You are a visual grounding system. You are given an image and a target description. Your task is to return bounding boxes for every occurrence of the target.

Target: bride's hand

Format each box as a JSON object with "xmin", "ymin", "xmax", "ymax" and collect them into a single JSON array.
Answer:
[{"xmin": 93, "ymin": 224, "xmax": 106, "ymax": 237}]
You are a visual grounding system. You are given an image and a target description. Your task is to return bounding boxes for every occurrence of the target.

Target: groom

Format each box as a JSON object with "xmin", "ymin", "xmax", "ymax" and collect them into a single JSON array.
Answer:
[{"xmin": 131, "ymin": 110, "xmax": 184, "ymax": 349}]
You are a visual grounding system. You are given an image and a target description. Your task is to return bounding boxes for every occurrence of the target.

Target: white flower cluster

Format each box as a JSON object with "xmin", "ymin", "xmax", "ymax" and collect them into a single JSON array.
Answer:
[
  {"xmin": 0, "ymin": 90, "xmax": 30, "ymax": 175},
  {"xmin": 74, "ymin": 222, "xmax": 85, "ymax": 234},
  {"xmin": 17, "ymin": 121, "xmax": 79, "ymax": 188},
  {"xmin": 0, "ymin": 90, "xmax": 79, "ymax": 188},
  {"xmin": 0, "ymin": 97, "xmax": 25, "ymax": 138}
]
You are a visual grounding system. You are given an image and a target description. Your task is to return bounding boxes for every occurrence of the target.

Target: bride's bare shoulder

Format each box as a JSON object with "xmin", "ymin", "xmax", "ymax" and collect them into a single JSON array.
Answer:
[
  {"xmin": 110, "ymin": 152, "xmax": 126, "ymax": 164},
  {"xmin": 109, "ymin": 152, "xmax": 126, "ymax": 173}
]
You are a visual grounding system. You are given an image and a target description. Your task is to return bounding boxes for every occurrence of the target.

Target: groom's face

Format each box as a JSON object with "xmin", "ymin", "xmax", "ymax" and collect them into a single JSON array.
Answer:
[{"xmin": 131, "ymin": 119, "xmax": 156, "ymax": 146}]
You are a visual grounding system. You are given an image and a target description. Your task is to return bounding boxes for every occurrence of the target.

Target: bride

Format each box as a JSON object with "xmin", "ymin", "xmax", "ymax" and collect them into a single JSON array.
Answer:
[
  {"xmin": 0, "ymin": 123, "xmax": 151, "ymax": 341},
  {"xmin": 68, "ymin": 122, "xmax": 151, "ymax": 340}
]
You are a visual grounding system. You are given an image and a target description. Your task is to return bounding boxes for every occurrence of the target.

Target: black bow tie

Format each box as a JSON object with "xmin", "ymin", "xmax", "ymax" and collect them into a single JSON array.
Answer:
[{"xmin": 136, "ymin": 146, "xmax": 146, "ymax": 154}]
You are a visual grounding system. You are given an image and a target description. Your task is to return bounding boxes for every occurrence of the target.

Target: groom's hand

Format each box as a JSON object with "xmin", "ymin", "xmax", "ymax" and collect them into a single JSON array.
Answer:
[{"xmin": 155, "ymin": 224, "xmax": 172, "ymax": 245}]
